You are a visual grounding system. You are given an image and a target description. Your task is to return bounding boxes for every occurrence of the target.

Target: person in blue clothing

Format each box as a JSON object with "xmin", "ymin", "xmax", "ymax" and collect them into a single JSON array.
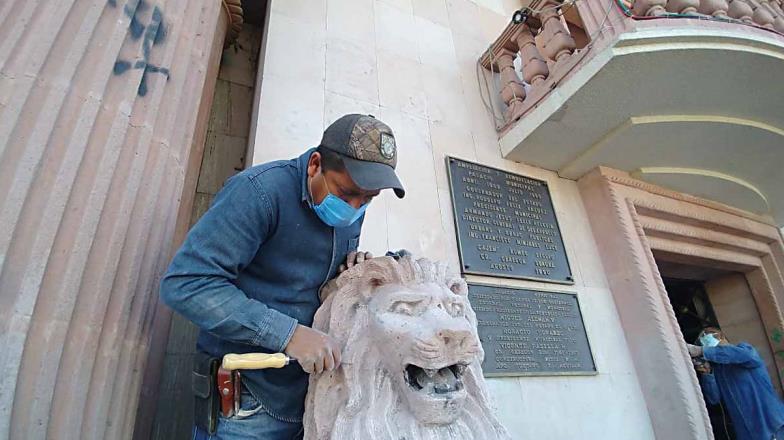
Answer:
[
  {"xmin": 160, "ymin": 114, "xmax": 405, "ymax": 440},
  {"xmin": 688, "ymin": 326, "xmax": 784, "ymax": 440}
]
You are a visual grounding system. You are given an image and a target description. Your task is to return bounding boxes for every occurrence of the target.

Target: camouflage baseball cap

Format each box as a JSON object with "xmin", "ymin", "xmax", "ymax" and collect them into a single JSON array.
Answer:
[{"xmin": 320, "ymin": 114, "xmax": 405, "ymax": 198}]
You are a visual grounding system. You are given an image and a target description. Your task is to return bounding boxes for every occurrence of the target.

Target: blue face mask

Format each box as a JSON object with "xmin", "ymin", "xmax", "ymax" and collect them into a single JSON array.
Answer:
[
  {"xmin": 309, "ymin": 174, "xmax": 368, "ymax": 228},
  {"xmin": 700, "ymin": 333, "xmax": 720, "ymax": 348}
]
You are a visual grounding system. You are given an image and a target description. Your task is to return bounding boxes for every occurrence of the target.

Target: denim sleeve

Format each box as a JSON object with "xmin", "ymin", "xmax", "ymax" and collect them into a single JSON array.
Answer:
[
  {"xmin": 700, "ymin": 373, "xmax": 721, "ymax": 405},
  {"xmin": 703, "ymin": 343, "xmax": 764, "ymax": 369},
  {"xmin": 160, "ymin": 174, "xmax": 298, "ymax": 352}
]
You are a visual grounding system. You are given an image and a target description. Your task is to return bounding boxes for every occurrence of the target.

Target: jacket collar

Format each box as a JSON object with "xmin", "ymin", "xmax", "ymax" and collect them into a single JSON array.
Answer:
[{"xmin": 298, "ymin": 147, "xmax": 317, "ymax": 204}]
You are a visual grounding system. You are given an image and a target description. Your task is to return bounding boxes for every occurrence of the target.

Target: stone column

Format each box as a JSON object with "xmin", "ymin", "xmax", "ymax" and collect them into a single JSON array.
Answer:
[
  {"xmin": 0, "ymin": 0, "xmax": 230, "ymax": 438},
  {"xmin": 760, "ymin": 0, "xmax": 784, "ymax": 31},
  {"xmin": 729, "ymin": 0, "xmax": 755, "ymax": 22},
  {"xmin": 666, "ymin": 0, "xmax": 701, "ymax": 14},
  {"xmin": 513, "ymin": 24, "xmax": 550, "ymax": 88},
  {"xmin": 771, "ymin": 0, "xmax": 784, "ymax": 15},
  {"xmin": 497, "ymin": 49, "xmax": 527, "ymax": 121},
  {"xmin": 699, "ymin": 0, "xmax": 730, "ymax": 16},
  {"xmin": 632, "ymin": 0, "xmax": 668, "ymax": 16},
  {"xmin": 748, "ymin": 0, "xmax": 777, "ymax": 26},
  {"xmin": 538, "ymin": 1, "xmax": 577, "ymax": 67}
]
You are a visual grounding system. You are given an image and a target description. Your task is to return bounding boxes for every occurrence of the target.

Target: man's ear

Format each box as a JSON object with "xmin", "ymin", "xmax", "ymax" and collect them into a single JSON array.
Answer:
[{"xmin": 307, "ymin": 151, "xmax": 322, "ymax": 178}]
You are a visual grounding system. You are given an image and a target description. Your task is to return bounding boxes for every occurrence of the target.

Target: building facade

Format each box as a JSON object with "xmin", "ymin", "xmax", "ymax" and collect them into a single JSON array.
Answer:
[{"xmin": 1, "ymin": 0, "xmax": 783, "ymax": 439}]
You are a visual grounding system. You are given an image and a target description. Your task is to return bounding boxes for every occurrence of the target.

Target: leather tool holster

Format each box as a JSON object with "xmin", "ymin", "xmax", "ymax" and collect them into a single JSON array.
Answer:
[
  {"xmin": 192, "ymin": 352, "xmax": 220, "ymax": 435},
  {"xmin": 216, "ymin": 366, "xmax": 241, "ymax": 418}
]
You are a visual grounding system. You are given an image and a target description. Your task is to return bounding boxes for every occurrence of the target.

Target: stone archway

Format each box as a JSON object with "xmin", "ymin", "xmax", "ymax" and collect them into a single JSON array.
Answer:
[{"xmin": 579, "ymin": 167, "xmax": 784, "ymax": 440}]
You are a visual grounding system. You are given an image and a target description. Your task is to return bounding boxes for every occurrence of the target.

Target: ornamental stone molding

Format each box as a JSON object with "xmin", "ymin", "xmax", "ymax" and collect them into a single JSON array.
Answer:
[{"xmin": 579, "ymin": 166, "xmax": 784, "ymax": 440}]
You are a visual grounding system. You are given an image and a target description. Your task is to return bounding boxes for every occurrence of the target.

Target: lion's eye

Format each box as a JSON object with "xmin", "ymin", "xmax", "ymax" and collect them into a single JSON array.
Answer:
[
  {"xmin": 447, "ymin": 302, "xmax": 465, "ymax": 317},
  {"xmin": 390, "ymin": 300, "xmax": 424, "ymax": 316}
]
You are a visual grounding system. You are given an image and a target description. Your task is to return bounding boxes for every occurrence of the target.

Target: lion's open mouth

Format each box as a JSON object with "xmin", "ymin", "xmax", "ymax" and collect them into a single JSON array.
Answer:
[{"xmin": 404, "ymin": 364, "xmax": 466, "ymax": 395}]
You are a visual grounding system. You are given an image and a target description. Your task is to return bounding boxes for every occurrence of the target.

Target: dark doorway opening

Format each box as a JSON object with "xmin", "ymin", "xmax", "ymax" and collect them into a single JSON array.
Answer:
[
  {"xmin": 664, "ymin": 277, "xmax": 736, "ymax": 440},
  {"xmin": 665, "ymin": 278, "xmax": 720, "ymax": 344}
]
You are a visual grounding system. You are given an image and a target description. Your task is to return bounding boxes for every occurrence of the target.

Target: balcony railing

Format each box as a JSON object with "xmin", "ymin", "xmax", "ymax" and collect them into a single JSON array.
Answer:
[
  {"xmin": 480, "ymin": 0, "xmax": 784, "ymax": 133},
  {"xmin": 630, "ymin": 0, "xmax": 784, "ymax": 27}
]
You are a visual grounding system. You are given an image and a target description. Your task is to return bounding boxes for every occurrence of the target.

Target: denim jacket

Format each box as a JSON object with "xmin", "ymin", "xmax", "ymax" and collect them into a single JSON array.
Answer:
[
  {"xmin": 699, "ymin": 343, "xmax": 784, "ymax": 440},
  {"xmin": 160, "ymin": 148, "xmax": 362, "ymax": 422}
]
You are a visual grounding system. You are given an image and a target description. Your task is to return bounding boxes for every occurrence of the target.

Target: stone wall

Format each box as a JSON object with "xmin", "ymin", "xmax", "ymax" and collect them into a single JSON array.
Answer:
[{"xmin": 249, "ymin": 0, "xmax": 655, "ymax": 437}]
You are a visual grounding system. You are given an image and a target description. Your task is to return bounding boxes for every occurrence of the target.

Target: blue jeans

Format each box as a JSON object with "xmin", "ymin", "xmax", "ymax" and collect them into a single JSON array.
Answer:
[{"xmin": 192, "ymin": 388, "xmax": 303, "ymax": 440}]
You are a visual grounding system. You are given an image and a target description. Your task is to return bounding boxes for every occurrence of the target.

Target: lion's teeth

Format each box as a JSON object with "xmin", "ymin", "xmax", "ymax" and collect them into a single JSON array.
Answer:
[
  {"xmin": 411, "ymin": 366, "xmax": 461, "ymax": 393},
  {"xmin": 432, "ymin": 368, "xmax": 459, "ymax": 393},
  {"xmin": 434, "ymin": 383, "xmax": 451, "ymax": 394}
]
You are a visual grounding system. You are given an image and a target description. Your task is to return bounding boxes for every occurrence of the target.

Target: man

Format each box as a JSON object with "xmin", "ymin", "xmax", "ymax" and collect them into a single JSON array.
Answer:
[
  {"xmin": 160, "ymin": 114, "xmax": 405, "ymax": 439},
  {"xmin": 688, "ymin": 327, "xmax": 784, "ymax": 440}
]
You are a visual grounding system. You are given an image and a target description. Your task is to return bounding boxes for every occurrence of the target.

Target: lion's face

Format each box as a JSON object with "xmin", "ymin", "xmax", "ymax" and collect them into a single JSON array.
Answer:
[
  {"xmin": 367, "ymin": 281, "xmax": 481, "ymax": 425},
  {"xmin": 305, "ymin": 257, "xmax": 510, "ymax": 440}
]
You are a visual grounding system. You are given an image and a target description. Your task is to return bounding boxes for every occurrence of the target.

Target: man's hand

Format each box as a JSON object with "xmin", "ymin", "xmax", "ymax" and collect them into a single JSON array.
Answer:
[
  {"xmin": 339, "ymin": 251, "xmax": 373, "ymax": 273},
  {"xmin": 687, "ymin": 343, "xmax": 704, "ymax": 358},
  {"xmin": 695, "ymin": 362, "xmax": 711, "ymax": 374},
  {"xmin": 284, "ymin": 324, "xmax": 341, "ymax": 374}
]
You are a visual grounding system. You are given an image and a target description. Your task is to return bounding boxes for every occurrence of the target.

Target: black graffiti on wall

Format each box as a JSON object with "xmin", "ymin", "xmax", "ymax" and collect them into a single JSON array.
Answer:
[{"xmin": 110, "ymin": 0, "xmax": 170, "ymax": 96}]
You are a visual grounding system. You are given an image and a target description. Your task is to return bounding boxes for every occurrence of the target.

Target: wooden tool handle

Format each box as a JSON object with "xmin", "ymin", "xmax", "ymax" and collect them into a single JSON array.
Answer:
[{"xmin": 221, "ymin": 353, "xmax": 289, "ymax": 370}]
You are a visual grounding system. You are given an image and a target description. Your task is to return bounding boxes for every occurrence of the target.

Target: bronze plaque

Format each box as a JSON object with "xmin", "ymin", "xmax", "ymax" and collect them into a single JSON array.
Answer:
[
  {"xmin": 469, "ymin": 283, "xmax": 596, "ymax": 376},
  {"xmin": 446, "ymin": 157, "xmax": 573, "ymax": 283}
]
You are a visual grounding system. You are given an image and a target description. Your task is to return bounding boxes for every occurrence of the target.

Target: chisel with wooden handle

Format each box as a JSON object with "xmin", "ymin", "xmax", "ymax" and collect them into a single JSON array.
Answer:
[
  {"xmin": 221, "ymin": 353, "xmax": 293, "ymax": 370},
  {"xmin": 221, "ymin": 352, "xmax": 350, "ymax": 371}
]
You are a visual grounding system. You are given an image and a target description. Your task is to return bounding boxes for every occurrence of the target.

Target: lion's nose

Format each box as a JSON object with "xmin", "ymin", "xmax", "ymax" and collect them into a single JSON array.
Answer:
[{"xmin": 437, "ymin": 329, "xmax": 472, "ymax": 350}]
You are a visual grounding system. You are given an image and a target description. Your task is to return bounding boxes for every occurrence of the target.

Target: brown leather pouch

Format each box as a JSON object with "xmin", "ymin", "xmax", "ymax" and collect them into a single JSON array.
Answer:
[{"xmin": 217, "ymin": 366, "xmax": 235, "ymax": 418}]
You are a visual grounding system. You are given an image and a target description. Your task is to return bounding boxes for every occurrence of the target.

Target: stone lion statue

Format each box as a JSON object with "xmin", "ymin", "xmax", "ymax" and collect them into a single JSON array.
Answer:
[{"xmin": 303, "ymin": 255, "xmax": 511, "ymax": 440}]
